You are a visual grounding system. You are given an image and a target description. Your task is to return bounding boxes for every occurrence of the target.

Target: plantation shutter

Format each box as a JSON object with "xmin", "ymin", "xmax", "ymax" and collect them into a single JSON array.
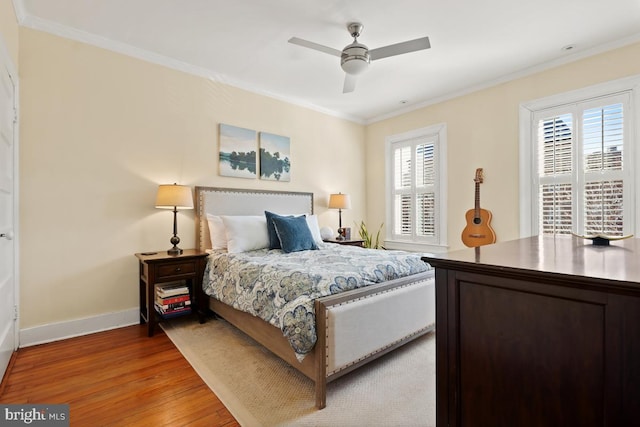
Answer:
[
  {"xmin": 391, "ymin": 136, "xmax": 438, "ymax": 242},
  {"xmin": 416, "ymin": 142, "xmax": 436, "ymax": 237},
  {"xmin": 538, "ymin": 113, "xmax": 574, "ymax": 234},
  {"xmin": 582, "ymin": 103, "xmax": 624, "ymax": 235},
  {"xmin": 533, "ymin": 93, "xmax": 630, "ymax": 236}
]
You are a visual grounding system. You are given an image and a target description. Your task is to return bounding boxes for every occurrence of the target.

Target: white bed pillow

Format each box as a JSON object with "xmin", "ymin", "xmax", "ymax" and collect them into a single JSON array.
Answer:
[
  {"xmin": 221, "ymin": 215, "xmax": 270, "ymax": 253},
  {"xmin": 206, "ymin": 214, "xmax": 227, "ymax": 250},
  {"xmin": 305, "ymin": 214, "xmax": 323, "ymax": 245}
]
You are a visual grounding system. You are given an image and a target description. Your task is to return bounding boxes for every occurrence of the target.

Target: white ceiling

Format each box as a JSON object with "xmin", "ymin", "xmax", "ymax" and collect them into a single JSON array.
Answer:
[{"xmin": 15, "ymin": 0, "xmax": 640, "ymax": 123}]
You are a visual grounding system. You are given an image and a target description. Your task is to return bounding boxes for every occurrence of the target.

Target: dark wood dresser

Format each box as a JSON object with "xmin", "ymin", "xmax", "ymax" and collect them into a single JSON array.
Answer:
[{"xmin": 423, "ymin": 236, "xmax": 640, "ymax": 427}]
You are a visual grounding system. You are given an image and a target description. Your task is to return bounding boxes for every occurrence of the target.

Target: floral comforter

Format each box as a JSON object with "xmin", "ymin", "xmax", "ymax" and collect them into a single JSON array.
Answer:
[{"xmin": 203, "ymin": 243, "xmax": 431, "ymax": 360}]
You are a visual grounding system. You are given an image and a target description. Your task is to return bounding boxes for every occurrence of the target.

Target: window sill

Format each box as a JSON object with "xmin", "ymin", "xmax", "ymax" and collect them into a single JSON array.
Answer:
[{"xmin": 384, "ymin": 240, "xmax": 449, "ymax": 255}]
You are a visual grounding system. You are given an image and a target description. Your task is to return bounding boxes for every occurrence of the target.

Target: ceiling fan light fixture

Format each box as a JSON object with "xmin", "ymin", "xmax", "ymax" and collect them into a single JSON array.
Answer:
[
  {"xmin": 341, "ymin": 43, "xmax": 370, "ymax": 75},
  {"xmin": 289, "ymin": 21, "xmax": 430, "ymax": 92}
]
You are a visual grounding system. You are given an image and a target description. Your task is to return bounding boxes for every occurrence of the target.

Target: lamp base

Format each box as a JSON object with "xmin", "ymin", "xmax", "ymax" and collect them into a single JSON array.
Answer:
[
  {"xmin": 168, "ymin": 233, "xmax": 182, "ymax": 255},
  {"xmin": 167, "ymin": 246, "xmax": 183, "ymax": 256}
]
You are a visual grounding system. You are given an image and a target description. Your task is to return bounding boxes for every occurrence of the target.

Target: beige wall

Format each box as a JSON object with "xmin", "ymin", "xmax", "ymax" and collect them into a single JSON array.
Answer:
[
  {"xmin": 19, "ymin": 28, "xmax": 365, "ymax": 329},
  {"xmin": 0, "ymin": 0, "xmax": 18, "ymax": 67},
  {"xmin": 366, "ymin": 42, "xmax": 640, "ymax": 252}
]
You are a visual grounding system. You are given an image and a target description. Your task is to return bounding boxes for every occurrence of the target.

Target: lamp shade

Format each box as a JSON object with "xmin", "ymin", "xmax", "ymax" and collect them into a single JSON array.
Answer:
[
  {"xmin": 155, "ymin": 184, "xmax": 194, "ymax": 210},
  {"xmin": 328, "ymin": 193, "xmax": 351, "ymax": 210}
]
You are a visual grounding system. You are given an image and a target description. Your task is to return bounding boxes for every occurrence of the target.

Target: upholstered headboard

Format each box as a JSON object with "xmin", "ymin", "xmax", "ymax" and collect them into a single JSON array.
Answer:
[{"xmin": 195, "ymin": 187, "xmax": 314, "ymax": 251}]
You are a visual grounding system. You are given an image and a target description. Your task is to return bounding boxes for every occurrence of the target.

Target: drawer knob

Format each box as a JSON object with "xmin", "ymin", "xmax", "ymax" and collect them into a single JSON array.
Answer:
[{"xmin": 175, "ymin": 267, "xmax": 182, "ymax": 272}]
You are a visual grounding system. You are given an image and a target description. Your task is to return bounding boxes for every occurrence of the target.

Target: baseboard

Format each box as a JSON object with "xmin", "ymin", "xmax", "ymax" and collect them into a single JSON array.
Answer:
[{"xmin": 19, "ymin": 308, "xmax": 140, "ymax": 347}]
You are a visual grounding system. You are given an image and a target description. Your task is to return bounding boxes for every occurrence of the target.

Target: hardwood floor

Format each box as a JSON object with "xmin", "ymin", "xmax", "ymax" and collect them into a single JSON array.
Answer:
[{"xmin": 0, "ymin": 324, "xmax": 239, "ymax": 427}]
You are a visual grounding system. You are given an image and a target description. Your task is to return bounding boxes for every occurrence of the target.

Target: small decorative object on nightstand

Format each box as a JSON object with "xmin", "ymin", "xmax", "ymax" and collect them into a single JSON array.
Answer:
[
  {"xmin": 320, "ymin": 226, "xmax": 335, "ymax": 240},
  {"xmin": 328, "ymin": 192, "xmax": 351, "ymax": 240},
  {"xmin": 135, "ymin": 249, "xmax": 208, "ymax": 337}
]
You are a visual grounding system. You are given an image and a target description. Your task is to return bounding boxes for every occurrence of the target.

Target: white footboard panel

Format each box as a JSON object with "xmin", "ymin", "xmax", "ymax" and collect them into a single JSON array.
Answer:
[{"xmin": 324, "ymin": 274, "xmax": 435, "ymax": 375}]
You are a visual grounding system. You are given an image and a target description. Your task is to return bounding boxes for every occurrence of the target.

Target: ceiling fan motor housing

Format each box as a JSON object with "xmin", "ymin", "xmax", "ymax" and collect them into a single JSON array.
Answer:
[{"xmin": 341, "ymin": 42, "xmax": 370, "ymax": 75}]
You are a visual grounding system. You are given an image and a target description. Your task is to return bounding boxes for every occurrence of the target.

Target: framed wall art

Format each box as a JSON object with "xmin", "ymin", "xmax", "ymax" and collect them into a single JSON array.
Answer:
[
  {"xmin": 259, "ymin": 132, "xmax": 291, "ymax": 182},
  {"xmin": 219, "ymin": 124, "xmax": 257, "ymax": 179}
]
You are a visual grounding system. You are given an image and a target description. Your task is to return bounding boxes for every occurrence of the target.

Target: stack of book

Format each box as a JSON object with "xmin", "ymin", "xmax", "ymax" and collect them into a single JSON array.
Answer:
[{"xmin": 155, "ymin": 283, "xmax": 191, "ymax": 319}]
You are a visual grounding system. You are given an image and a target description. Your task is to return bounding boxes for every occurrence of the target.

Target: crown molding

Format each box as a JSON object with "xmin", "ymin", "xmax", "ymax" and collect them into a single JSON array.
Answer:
[
  {"xmin": 367, "ymin": 32, "xmax": 640, "ymax": 125},
  {"xmin": 17, "ymin": 11, "xmax": 366, "ymax": 125},
  {"xmin": 15, "ymin": 0, "xmax": 640, "ymax": 127},
  {"xmin": 11, "ymin": 0, "xmax": 27, "ymax": 24}
]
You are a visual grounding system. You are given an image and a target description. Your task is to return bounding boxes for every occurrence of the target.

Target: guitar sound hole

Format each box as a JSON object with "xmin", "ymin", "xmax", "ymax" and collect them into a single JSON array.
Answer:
[{"xmin": 473, "ymin": 218, "xmax": 482, "ymax": 225}]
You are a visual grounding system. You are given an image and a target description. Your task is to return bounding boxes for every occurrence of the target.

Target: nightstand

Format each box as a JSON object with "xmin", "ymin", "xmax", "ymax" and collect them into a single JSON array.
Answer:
[
  {"xmin": 135, "ymin": 249, "xmax": 209, "ymax": 337},
  {"xmin": 324, "ymin": 238, "xmax": 365, "ymax": 247}
]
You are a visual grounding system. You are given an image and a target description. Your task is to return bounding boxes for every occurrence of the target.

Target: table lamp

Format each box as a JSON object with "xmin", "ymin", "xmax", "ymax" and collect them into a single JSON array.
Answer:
[
  {"xmin": 155, "ymin": 183, "xmax": 193, "ymax": 255},
  {"xmin": 328, "ymin": 192, "xmax": 351, "ymax": 240}
]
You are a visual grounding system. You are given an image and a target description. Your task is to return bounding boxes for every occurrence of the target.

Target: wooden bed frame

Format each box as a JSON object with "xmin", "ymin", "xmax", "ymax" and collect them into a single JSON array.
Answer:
[{"xmin": 194, "ymin": 186, "xmax": 435, "ymax": 409}]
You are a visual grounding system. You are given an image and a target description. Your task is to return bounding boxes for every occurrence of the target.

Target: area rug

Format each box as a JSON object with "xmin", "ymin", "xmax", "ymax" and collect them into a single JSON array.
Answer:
[{"xmin": 162, "ymin": 317, "xmax": 436, "ymax": 427}]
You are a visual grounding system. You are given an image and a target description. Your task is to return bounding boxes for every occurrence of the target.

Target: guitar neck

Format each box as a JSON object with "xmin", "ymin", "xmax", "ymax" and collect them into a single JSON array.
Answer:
[{"xmin": 474, "ymin": 182, "xmax": 481, "ymax": 216}]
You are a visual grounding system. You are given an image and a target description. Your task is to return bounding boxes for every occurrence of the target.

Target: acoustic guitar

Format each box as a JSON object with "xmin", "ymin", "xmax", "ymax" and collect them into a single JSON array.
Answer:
[{"xmin": 461, "ymin": 168, "xmax": 496, "ymax": 247}]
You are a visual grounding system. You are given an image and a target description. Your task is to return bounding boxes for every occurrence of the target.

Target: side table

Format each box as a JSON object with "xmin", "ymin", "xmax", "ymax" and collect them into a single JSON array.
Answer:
[
  {"xmin": 135, "ymin": 249, "xmax": 209, "ymax": 336},
  {"xmin": 323, "ymin": 238, "xmax": 365, "ymax": 247}
]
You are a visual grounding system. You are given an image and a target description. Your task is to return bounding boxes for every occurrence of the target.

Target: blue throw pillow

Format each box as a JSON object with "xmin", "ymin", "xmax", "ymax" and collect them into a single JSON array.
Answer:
[
  {"xmin": 271, "ymin": 215, "xmax": 318, "ymax": 253},
  {"xmin": 265, "ymin": 211, "xmax": 293, "ymax": 249}
]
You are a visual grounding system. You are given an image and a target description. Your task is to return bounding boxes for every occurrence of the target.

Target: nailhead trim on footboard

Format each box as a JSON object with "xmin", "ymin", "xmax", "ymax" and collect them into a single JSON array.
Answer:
[{"xmin": 321, "ymin": 275, "xmax": 436, "ymax": 377}]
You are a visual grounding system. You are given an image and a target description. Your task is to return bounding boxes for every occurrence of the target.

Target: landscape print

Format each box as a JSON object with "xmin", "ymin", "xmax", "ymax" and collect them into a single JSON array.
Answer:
[
  {"xmin": 259, "ymin": 132, "xmax": 291, "ymax": 181},
  {"xmin": 219, "ymin": 124, "xmax": 257, "ymax": 179}
]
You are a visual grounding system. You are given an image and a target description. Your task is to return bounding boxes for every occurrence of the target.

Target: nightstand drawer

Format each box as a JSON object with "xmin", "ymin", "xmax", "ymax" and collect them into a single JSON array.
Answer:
[{"xmin": 157, "ymin": 261, "xmax": 196, "ymax": 279}]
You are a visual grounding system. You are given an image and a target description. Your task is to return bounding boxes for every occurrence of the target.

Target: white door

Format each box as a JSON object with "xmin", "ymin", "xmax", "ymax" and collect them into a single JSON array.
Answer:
[{"xmin": 0, "ymin": 56, "xmax": 17, "ymax": 379}]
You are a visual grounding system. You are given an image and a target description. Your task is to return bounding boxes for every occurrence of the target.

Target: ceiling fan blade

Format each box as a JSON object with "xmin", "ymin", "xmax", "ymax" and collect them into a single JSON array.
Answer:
[
  {"xmin": 369, "ymin": 37, "xmax": 431, "ymax": 61},
  {"xmin": 343, "ymin": 74, "xmax": 357, "ymax": 93},
  {"xmin": 288, "ymin": 37, "xmax": 342, "ymax": 57}
]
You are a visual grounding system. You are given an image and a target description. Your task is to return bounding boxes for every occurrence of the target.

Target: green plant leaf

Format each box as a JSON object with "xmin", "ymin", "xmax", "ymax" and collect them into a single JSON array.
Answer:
[{"xmin": 355, "ymin": 220, "xmax": 384, "ymax": 249}]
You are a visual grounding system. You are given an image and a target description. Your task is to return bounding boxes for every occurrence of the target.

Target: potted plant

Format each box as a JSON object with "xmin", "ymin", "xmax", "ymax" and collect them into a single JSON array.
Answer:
[{"xmin": 356, "ymin": 221, "xmax": 384, "ymax": 249}]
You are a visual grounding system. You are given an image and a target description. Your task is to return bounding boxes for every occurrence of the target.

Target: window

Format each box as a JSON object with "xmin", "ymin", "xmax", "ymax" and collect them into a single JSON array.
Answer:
[
  {"xmin": 520, "ymin": 77, "xmax": 640, "ymax": 238},
  {"xmin": 386, "ymin": 124, "xmax": 447, "ymax": 251}
]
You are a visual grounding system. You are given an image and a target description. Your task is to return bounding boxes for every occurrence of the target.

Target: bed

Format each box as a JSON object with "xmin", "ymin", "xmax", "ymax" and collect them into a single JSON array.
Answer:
[{"xmin": 194, "ymin": 186, "xmax": 435, "ymax": 409}]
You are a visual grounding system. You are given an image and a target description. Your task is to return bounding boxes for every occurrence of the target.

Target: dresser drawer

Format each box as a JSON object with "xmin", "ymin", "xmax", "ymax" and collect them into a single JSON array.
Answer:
[{"xmin": 156, "ymin": 261, "xmax": 196, "ymax": 279}]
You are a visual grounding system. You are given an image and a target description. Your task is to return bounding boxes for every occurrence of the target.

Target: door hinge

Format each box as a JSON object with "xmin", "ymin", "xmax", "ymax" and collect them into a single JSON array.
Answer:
[{"xmin": 13, "ymin": 305, "xmax": 18, "ymax": 320}]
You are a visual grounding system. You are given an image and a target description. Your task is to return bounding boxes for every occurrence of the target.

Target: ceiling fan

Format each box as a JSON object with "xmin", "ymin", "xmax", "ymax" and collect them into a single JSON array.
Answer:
[{"xmin": 289, "ymin": 22, "xmax": 430, "ymax": 93}]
